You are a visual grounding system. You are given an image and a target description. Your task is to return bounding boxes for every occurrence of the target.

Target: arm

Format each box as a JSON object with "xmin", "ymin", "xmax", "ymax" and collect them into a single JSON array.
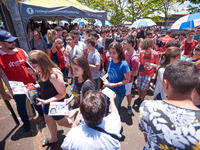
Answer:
[
  {"xmin": 105, "ymin": 72, "xmax": 130, "ymax": 88},
  {"xmin": 109, "ymin": 93, "xmax": 118, "ymax": 114},
  {"xmin": 0, "ymin": 77, "xmax": 12, "ymax": 101},
  {"xmin": 51, "ymin": 41, "xmax": 57, "ymax": 54},
  {"xmin": 89, "ymin": 64, "xmax": 100, "ymax": 70},
  {"xmin": 101, "ymin": 73, "xmax": 108, "ymax": 81},
  {"xmin": 36, "ymin": 70, "xmax": 66, "ymax": 105},
  {"xmin": 64, "ymin": 94, "xmax": 74, "ymax": 104},
  {"xmin": 130, "ymin": 70, "xmax": 138, "ymax": 77}
]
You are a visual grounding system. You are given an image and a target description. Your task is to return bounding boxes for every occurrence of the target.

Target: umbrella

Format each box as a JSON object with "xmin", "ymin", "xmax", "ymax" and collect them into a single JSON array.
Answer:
[
  {"xmin": 59, "ymin": 20, "xmax": 69, "ymax": 26},
  {"xmin": 171, "ymin": 13, "xmax": 200, "ymax": 30},
  {"xmin": 130, "ymin": 19, "xmax": 156, "ymax": 28},
  {"xmin": 72, "ymin": 18, "xmax": 88, "ymax": 25},
  {"xmin": 94, "ymin": 20, "xmax": 112, "ymax": 26}
]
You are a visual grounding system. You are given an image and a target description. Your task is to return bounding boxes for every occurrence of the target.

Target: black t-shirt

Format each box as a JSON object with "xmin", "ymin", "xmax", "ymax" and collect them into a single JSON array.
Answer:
[{"xmin": 95, "ymin": 44, "xmax": 103, "ymax": 54}]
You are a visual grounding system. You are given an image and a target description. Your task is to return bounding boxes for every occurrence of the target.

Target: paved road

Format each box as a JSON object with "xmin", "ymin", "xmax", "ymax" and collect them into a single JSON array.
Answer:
[{"xmin": 0, "ymin": 83, "xmax": 154, "ymax": 150}]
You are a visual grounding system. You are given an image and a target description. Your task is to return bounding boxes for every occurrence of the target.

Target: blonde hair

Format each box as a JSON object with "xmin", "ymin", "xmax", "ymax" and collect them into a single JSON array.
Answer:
[
  {"xmin": 28, "ymin": 50, "xmax": 59, "ymax": 80},
  {"xmin": 47, "ymin": 29, "xmax": 57, "ymax": 44}
]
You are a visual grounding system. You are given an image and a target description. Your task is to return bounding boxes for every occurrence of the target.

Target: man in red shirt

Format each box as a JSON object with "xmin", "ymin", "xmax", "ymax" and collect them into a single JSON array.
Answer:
[
  {"xmin": 181, "ymin": 29, "xmax": 198, "ymax": 56},
  {"xmin": 0, "ymin": 30, "xmax": 43, "ymax": 132}
]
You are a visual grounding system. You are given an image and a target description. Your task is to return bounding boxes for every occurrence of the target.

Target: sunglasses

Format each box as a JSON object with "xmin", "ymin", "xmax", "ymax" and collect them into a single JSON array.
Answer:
[
  {"xmin": 6, "ymin": 41, "xmax": 15, "ymax": 44},
  {"xmin": 66, "ymin": 39, "xmax": 72, "ymax": 42}
]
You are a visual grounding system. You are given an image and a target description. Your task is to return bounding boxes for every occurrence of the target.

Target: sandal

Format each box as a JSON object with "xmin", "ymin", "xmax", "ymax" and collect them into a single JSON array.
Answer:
[{"xmin": 42, "ymin": 138, "xmax": 58, "ymax": 147}]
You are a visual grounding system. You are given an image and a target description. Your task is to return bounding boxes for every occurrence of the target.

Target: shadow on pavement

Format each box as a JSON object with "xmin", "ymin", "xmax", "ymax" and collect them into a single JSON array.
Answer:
[
  {"xmin": 120, "ymin": 106, "xmax": 134, "ymax": 126},
  {"xmin": 43, "ymin": 130, "xmax": 65, "ymax": 150},
  {"xmin": 0, "ymin": 124, "xmax": 19, "ymax": 150},
  {"xmin": 11, "ymin": 116, "xmax": 46, "ymax": 141}
]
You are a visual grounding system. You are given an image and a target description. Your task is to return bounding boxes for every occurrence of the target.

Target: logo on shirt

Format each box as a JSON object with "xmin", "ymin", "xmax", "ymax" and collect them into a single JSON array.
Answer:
[{"xmin": 9, "ymin": 60, "xmax": 24, "ymax": 68}]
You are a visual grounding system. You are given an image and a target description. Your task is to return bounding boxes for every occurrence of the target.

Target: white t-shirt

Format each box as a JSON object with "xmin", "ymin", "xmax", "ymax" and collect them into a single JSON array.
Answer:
[
  {"xmin": 77, "ymin": 41, "xmax": 86, "ymax": 52},
  {"xmin": 153, "ymin": 67, "xmax": 167, "ymax": 100},
  {"xmin": 66, "ymin": 45, "xmax": 83, "ymax": 77},
  {"xmin": 61, "ymin": 113, "xmax": 121, "ymax": 150}
]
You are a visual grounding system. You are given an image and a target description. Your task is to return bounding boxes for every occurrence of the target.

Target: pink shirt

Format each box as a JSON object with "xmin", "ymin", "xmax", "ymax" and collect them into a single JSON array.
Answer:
[{"xmin": 125, "ymin": 50, "xmax": 139, "ymax": 83}]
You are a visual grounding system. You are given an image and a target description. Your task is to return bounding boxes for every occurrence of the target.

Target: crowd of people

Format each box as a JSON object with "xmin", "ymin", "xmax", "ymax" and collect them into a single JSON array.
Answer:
[{"xmin": 0, "ymin": 20, "xmax": 200, "ymax": 149}]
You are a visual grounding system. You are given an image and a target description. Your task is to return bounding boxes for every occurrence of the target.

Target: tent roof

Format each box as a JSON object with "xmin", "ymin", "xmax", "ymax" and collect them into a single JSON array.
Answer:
[
  {"xmin": 21, "ymin": 0, "xmax": 99, "ymax": 12},
  {"xmin": 19, "ymin": 0, "xmax": 106, "ymax": 26}
]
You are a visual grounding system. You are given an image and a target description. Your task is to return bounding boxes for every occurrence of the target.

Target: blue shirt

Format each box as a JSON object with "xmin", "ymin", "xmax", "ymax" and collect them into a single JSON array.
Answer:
[{"xmin": 108, "ymin": 59, "xmax": 130, "ymax": 93}]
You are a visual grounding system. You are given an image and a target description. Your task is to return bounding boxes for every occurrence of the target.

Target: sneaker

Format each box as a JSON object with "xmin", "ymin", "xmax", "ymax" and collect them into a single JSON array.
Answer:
[
  {"xmin": 134, "ymin": 97, "xmax": 141, "ymax": 104},
  {"xmin": 127, "ymin": 105, "xmax": 133, "ymax": 115},
  {"xmin": 23, "ymin": 121, "xmax": 30, "ymax": 132}
]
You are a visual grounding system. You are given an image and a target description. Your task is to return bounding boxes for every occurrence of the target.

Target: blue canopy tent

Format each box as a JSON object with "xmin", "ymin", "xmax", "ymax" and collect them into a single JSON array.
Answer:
[{"xmin": 18, "ymin": 0, "xmax": 106, "ymax": 27}]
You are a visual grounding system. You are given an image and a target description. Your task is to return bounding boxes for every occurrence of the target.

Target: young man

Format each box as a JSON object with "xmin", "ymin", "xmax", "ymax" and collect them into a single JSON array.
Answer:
[
  {"xmin": 135, "ymin": 38, "xmax": 159, "ymax": 105},
  {"xmin": 72, "ymin": 29, "xmax": 87, "ymax": 54},
  {"xmin": 0, "ymin": 30, "xmax": 43, "ymax": 132},
  {"xmin": 98, "ymin": 29, "xmax": 107, "ymax": 48},
  {"xmin": 181, "ymin": 29, "xmax": 198, "ymax": 56},
  {"xmin": 122, "ymin": 35, "xmax": 139, "ymax": 115},
  {"xmin": 65, "ymin": 33, "xmax": 83, "ymax": 78},
  {"xmin": 61, "ymin": 91, "xmax": 121, "ymax": 149},
  {"xmin": 139, "ymin": 61, "xmax": 200, "ymax": 149},
  {"xmin": 86, "ymin": 37, "xmax": 101, "ymax": 89}
]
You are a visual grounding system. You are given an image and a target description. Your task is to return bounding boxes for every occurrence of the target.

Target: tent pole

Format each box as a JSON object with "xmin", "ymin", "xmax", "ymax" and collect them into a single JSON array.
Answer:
[{"xmin": 6, "ymin": 0, "xmax": 30, "ymax": 53}]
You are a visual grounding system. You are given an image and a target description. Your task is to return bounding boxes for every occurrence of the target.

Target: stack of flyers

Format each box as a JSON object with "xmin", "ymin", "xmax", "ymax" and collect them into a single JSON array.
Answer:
[
  {"xmin": 8, "ymin": 81, "xmax": 27, "ymax": 95},
  {"xmin": 48, "ymin": 102, "xmax": 69, "ymax": 116},
  {"xmin": 101, "ymin": 87, "xmax": 115, "ymax": 98}
]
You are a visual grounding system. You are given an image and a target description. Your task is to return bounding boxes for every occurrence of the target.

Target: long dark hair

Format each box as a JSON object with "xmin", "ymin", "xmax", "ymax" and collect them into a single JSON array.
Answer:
[
  {"xmin": 109, "ymin": 41, "xmax": 125, "ymax": 61},
  {"xmin": 70, "ymin": 55, "xmax": 94, "ymax": 85},
  {"xmin": 154, "ymin": 47, "xmax": 181, "ymax": 84}
]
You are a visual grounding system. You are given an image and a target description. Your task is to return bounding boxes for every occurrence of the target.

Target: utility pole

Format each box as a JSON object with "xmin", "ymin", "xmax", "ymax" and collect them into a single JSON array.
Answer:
[{"xmin": 6, "ymin": 0, "xmax": 30, "ymax": 53}]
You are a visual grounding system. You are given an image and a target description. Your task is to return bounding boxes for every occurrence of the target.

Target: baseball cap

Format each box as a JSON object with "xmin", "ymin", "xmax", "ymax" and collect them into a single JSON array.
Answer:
[{"xmin": 0, "ymin": 30, "xmax": 18, "ymax": 42}]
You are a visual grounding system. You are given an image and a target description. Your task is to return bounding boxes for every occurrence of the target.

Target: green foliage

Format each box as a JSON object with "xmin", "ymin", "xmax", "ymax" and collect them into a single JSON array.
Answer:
[
  {"xmin": 151, "ymin": 16, "xmax": 163, "ymax": 22},
  {"xmin": 187, "ymin": 4, "xmax": 200, "ymax": 13}
]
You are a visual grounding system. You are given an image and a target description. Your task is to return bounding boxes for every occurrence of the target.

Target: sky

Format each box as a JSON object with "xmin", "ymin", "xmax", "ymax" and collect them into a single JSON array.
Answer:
[{"xmin": 158, "ymin": 1, "xmax": 199, "ymax": 17}]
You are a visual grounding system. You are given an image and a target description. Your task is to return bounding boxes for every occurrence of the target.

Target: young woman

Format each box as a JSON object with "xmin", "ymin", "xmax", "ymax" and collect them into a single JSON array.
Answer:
[
  {"xmin": 28, "ymin": 50, "xmax": 73, "ymax": 146},
  {"xmin": 154, "ymin": 47, "xmax": 181, "ymax": 100},
  {"xmin": 50, "ymin": 38, "xmax": 66, "ymax": 78},
  {"xmin": 29, "ymin": 30, "xmax": 47, "ymax": 53},
  {"xmin": 47, "ymin": 29, "xmax": 58, "ymax": 52},
  {"xmin": 66, "ymin": 55, "xmax": 95, "ymax": 109},
  {"xmin": 102, "ymin": 42, "xmax": 130, "ymax": 114}
]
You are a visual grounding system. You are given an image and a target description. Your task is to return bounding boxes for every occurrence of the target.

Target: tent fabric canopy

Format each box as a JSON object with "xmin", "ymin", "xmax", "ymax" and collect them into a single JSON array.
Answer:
[{"xmin": 18, "ymin": 0, "xmax": 106, "ymax": 26}]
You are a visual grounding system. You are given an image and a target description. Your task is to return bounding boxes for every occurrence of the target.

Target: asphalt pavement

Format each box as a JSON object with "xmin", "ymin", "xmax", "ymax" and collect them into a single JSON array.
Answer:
[{"xmin": 0, "ymin": 83, "xmax": 154, "ymax": 150}]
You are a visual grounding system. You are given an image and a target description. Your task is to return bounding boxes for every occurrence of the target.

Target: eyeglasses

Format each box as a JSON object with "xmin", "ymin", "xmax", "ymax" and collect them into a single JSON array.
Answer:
[
  {"xmin": 188, "ymin": 34, "xmax": 194, "ymax": 36},
  {"xmin": 66, "ymin": 39, "xmax": 72, "ymax": 42}
]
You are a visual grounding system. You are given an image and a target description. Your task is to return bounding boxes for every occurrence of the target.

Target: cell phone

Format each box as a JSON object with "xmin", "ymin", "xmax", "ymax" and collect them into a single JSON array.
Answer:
[{"xmin": 25, "ymin": 61, "xmax": 36, "ymax": 73}]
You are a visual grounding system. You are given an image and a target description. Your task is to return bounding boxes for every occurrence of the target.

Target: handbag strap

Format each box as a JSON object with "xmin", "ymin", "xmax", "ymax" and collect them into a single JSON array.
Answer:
[{"xmin": 90, "ymin": 126, "xmax": 120, "ymax": 140}]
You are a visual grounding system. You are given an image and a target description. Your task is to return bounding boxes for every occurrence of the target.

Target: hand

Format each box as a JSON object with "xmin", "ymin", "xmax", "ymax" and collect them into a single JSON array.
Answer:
[
  {"xmin": 27, "ymin": 67, "xmax": 37, "ymax": 75},
  {"xmin": 65, "ymin": 108, "xmax": 79, "ymax": 118},
  {"xmin": 36, "ymin": 98, "xmax": 48, "ymax": 105},
  {"xmin": 1, "ymin": 92, "xmax": 12, "ymax": 101}
]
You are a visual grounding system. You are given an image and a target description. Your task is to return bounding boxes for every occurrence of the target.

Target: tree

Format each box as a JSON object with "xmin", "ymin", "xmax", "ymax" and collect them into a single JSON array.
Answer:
[{"xmin": 125, "ymin": 0, "xmax": 161, "ymax": 23}]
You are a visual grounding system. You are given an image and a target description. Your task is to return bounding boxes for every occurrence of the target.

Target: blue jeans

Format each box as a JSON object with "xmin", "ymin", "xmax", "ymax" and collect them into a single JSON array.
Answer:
[
  {"xmin": 105, "ymin": 92, "xmax": 125, "ymax": 115},
  {"xmin": 94, "ymin": 78, "xmax": 99, "ymax": 90},
  {"xmin": 13, "ymin": 94, "xmax": 43, "ymax": 123}
]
